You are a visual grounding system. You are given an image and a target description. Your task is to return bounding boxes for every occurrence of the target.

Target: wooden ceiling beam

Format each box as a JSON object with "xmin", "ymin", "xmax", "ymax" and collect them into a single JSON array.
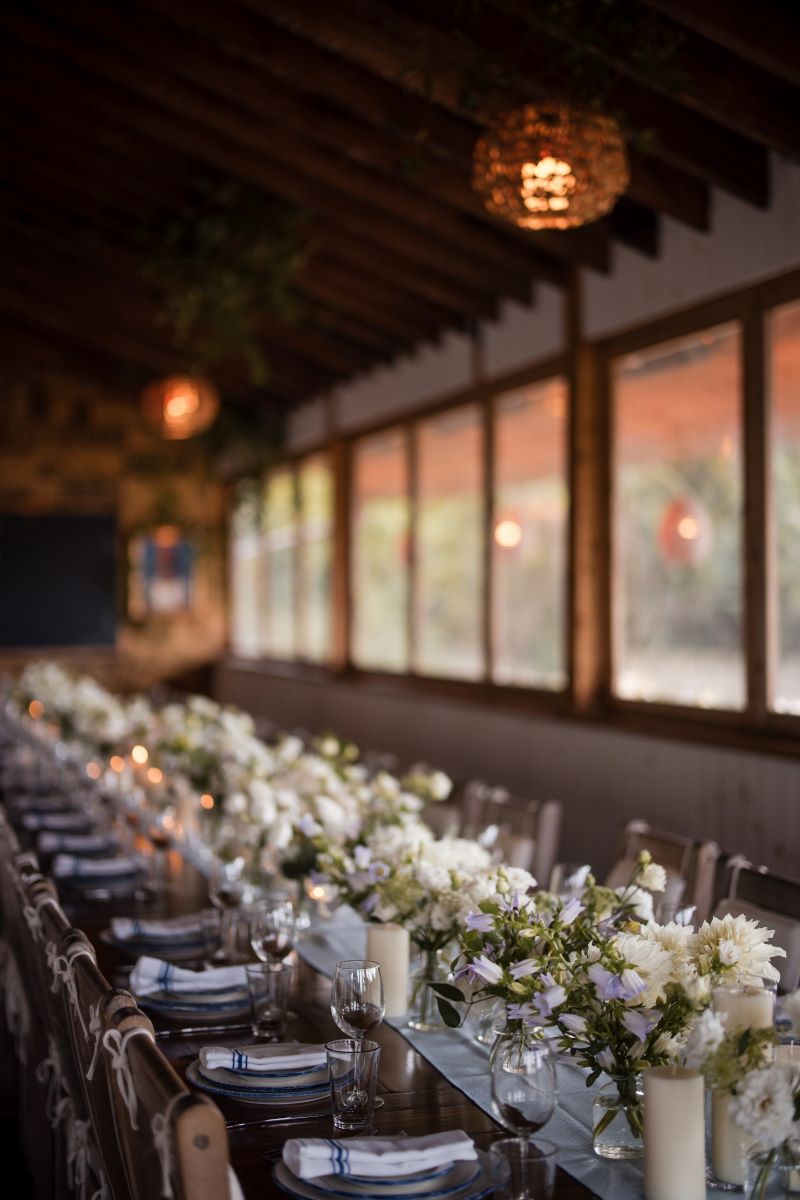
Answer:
[
  {"xmin": 639, "ymin": 0, "xmax": 800, "ymax": 90},
  {"xmin": 0, "ymin": 5, "xmax": 585, "ymax": 285},
  {"xmin": 74, "ymin": 0, "xmax": 703, "ymax": 236},
  {"xmin": 608, "ymin": 200, "xmax": 659, "ymax": 258},
  {"xmin": 0, "ymin": 216, "xmax": 416, "ymax": 395},
  {"xmin": 67, "ymin": 0, "xmax": 607, "ymax": 272},
  {"xmin": 295, "ymin": 0, "xmax": 769, "ymax": 207},
  {"xmin": 0, "ymin": 48, "xmax": 550, "ymax": 305},
  {"xmin": 0, "ymin": 318, "xmax": 143, "ymax": 393},
  {"xmin": 2, "ymin": 99, "xmax": 514, "ymax": 327}
]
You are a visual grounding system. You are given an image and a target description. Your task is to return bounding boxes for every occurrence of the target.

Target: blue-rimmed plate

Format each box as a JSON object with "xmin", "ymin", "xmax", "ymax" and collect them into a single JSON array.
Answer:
[
  {"xmin": 141, "ymin": 990, "xmax": 250, "ymax": 1016},
  {"xmin": 186, "ymin": 1060, "xmax": 330, "ymax": 1107},
  {"xmin": 273, "ymin": 1154, "xmax": 491, "ymax": 1200},
  {"xmin": 204, "ymin": 1062, "xmax": 329, "ymax": 1088}
]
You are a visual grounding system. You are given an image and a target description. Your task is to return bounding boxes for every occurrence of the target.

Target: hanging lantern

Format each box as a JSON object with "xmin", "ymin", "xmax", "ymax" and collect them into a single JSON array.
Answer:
[
  {"xmin": 658, "ymin": 497, "xmax": 713, "ymax": 566},
  {"xmin": 473, "ymin": 103, "xmax": 630, "ymax": 231},
  {"xmin": 141, "ymin": 375, "xmax": 219, "ymax": 440}
]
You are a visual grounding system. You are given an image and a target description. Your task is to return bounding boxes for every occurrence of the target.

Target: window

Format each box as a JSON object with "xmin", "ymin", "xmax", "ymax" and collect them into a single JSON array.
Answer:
[
  {"xmin": 492, "ymin": 377, "xmax": 569, "ymax": 688},
  {"xmin": 612, "ymin": 324, "xmax": 744, "ymax": 709},
  {"xmin": 229, "ymin": 455, "xmax": 333, "ymax": 661},
  {"xmin": 297, "ymin": 454, "xmax": 333, "ymax": 662},
  {"xmin": 229, "ymin": 483, "xmax": 266, "ymax": 657},
  {"xmin": 415, "ymin": 404, "xmax": 485, "ymax": 679},
  {"xmin": 351, "ymin": 429, "xmax": 410, "ymax": 671},
  {"xmin": 770, "ymin": 300, "xmax": 800, "ymax": 714},
  {"xmin": 262, "ymin": 469, "xmax": 297, "ymax": 658}
]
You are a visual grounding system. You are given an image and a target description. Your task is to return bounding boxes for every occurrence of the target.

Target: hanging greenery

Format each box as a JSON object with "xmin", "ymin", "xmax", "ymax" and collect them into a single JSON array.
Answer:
[{"xmin": 142, "ymin": 181, "xmax": 310, "ymax": 387}]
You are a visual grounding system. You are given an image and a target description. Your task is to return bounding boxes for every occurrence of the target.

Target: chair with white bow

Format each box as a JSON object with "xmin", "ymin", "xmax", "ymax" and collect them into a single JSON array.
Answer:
[
  {"xmin": 604, "ymin": 820, "xmax": 720, "ymax": 923},
  {"xmin": 99, "ymin": 998, "xmax": 234, "ymax": 1200},
  {"xmin": 712, "ymin": 856, "xmax": 800, "ymax": 992},
  {"xmin": 462, "ymin": 782, "xmax": 562, "ymax": 887}
]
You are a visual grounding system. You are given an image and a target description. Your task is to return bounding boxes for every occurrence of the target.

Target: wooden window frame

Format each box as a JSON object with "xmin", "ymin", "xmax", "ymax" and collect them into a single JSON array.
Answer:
[{"xmin": 225, "ymin": 265, "xmax": 800, "ymax": 760}]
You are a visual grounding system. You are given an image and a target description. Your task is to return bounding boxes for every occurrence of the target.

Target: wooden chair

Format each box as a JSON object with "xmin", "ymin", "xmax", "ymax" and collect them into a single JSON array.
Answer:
[
  {"xmin": 604, "ymin": 819, "xmax": 720, "ymax": 921},
  {"xmin": 458, "ymin": 782, "xmax": 562, "ymax": 886},
  {"xmin": 712, "ymin": 856, "xmax": 800, "ymax": 992},
  {"xmin": 100, "ymin": 999, "xmax": 233, "ymax": 1200}
]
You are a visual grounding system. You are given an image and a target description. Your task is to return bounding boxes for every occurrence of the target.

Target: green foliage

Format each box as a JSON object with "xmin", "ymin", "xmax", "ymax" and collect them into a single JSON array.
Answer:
[{"xmin": 143, "ymin": 181, "xmax": 309, "ymax": 385}]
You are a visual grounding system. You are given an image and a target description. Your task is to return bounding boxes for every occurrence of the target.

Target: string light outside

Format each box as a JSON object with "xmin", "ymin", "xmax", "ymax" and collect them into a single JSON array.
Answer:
[{"xmin": 473, "ymin": 103, "xmax": 629, "ymax": 230}]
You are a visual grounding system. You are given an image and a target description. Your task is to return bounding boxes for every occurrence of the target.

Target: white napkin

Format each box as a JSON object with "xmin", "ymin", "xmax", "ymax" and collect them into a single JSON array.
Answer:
[
  {"xmin": 130, "ymin": 956, "xmax": 247, "ymax": 996},
  {"xmin": 53, "ymin": 854, "xmax": 142, "ymax": 879},
  {"xmin": 111, "ymin": 915, "xmax": 203, "ymax": 943},
  {"xmin": 23, "ymin": 812, "xmax": 93, "ymax": 831},
  {"xmin": 283, "ymin": 1131, "xmax": 477, "ymax": 1180},
  {"xmin": 200, "ymin": 1042, "xmax": 326, "ymax": 1074},
  {"xmin": 39, "ymin": 833, "xmax": 118, "ymax": 854}
]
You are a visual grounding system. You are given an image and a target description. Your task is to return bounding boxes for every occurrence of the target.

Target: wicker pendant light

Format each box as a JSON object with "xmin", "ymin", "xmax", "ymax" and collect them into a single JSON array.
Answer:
[
  {"xmin": 141, "ymin": 375, "xmax": 219, "ymax": 440},
  {"xmin": 473, "ymin": 103, "xmax": 630, "ymax": 231}
]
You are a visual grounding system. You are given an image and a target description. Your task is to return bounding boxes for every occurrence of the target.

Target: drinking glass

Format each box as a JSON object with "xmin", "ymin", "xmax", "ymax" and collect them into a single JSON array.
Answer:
[
  {"xmin": 491, "ymin": 1037, "xmax": 557, "ymax": 1138},
  {"xmin": 489, "ymin": 1137, "xmax": 557, "ymax": 1200},
  {"xmin": 326, "ymin": 1038, "xmax": 381, "ymax": 1132},
  {"xmin": 331, "ymin": 960, "xmax": 385, "ymax": 1039},
  {"xmin": 245, "ymin": 962, "xmax": 293, "ymax": 1040}
]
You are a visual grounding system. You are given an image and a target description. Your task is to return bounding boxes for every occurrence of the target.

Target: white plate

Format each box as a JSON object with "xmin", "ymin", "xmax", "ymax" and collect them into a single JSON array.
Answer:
[
  {"xmin": 273, "ymin": 1154, "xmax": 491, "ymax": 1200},
  {"xmin": 203, "ymin": 1062, "xmax": 329, "ymax": 1089},
  {"xmin": 186, "ymin": 1060, "xmax": 330, "ymax": 1107}
]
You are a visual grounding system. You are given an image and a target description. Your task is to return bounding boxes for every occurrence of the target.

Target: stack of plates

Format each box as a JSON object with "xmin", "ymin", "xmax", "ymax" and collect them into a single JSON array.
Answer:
[
  {"xmin": 186, "ymin": 1056, "xmax": 330, "ymax": 1107},
  {"xmin": 139, "ymin": 984, "xmax": 251, "ymax": 1021},
  {"xmin": 102, "ymin": 923, "xmax": 204, "ymax": 963},
  {"xmin": 273, "ymin": 1153, "xmax": 492, "ymax": 1200}
]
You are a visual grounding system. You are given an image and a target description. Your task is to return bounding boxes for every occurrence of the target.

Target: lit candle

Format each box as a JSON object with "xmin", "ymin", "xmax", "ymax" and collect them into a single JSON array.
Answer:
[
  {"xmin": 366, "ymin": 923, "xmax": 409, "ymax": 1018},
  {"xmin": 643, "ymin": 1066, "xmax": 706, "ymax": 1200},
  {"xmin": 711, "ymin": 984, "xmax": 775, "ymax": 1186}
]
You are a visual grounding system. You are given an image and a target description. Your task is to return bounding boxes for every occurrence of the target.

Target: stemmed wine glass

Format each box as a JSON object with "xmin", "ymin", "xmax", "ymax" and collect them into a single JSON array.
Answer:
[
  {"xmin": 250, "ymin": 898, "xmax": 297, "ymax": 966},
  {"xmin": 250, "ymin": 898, "xmax": 299, "ymax": 1020},
  {"xmin": 207, "ymin": 856, "xmax": 246, "ymax": 963},
  {"xmin": 491, "ymin": 1036, "xmax": 557, "ymax": 1139},
  {"xmin": 331, "ymin": 960, "xmax": 386, "ymax": 1111}
]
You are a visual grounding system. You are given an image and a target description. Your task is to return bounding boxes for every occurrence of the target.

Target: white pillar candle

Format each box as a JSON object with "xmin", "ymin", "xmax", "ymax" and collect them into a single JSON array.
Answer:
[
  {"xmin": 710, "ymin": 985, "xmax": 775, "ymax": 1186},
  {"xmin": 643, "ymin": 1066, "xmax": 706, "ymax": 1200},
  {"xmin": 366, "ymin": 923, "xmax": 410, "ymax": 1018},
  {"xmin": 712, "ymin": 984, "xmax": 775, "ymax": 1031}
]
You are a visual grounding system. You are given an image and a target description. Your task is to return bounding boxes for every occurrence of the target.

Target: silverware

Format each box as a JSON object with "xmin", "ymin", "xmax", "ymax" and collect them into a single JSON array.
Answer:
[{"xmin": 155, "ymin": 1022, "xmax": 252, "ymax": 1038}]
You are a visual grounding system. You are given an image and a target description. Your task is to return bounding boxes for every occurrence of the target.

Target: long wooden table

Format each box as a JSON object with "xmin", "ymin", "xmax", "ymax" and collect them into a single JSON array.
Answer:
[{"xmin": 60, "ymin": 842, "xmax": 596, "ymax": 1200}]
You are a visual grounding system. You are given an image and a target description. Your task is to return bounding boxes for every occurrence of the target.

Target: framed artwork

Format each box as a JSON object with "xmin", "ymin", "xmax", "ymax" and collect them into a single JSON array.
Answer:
[{"xmin": 127, "ymin": 524, "xmax": 194, "ymax": 619}]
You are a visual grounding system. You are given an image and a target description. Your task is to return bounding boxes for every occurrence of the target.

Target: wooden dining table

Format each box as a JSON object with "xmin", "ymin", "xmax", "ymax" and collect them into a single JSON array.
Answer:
[{"xmin": 58, "ymin": 841, "xmax": 597, "ymax": 1200}]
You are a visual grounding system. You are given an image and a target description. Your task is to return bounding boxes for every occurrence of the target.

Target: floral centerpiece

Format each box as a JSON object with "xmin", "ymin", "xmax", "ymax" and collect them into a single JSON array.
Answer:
[
  {"xmin": 445, "ymin": 853, "xmax": 786, "ymax": 1157},
  {"xmin": 316, "ymin": 821, "xmax": 535, "ymax": 1028}
]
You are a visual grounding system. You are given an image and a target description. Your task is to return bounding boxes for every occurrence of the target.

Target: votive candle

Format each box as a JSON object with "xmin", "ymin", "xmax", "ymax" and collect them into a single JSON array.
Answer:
[{"xmin": 711, "ymin": 984, "xmax": 775, "ymax": 1186}]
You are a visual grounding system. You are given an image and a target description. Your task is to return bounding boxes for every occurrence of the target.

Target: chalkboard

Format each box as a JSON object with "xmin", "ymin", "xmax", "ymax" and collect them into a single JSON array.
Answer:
[{"xmin": 0, "ymin": 513, "xmax": 117, "ymax": 647}]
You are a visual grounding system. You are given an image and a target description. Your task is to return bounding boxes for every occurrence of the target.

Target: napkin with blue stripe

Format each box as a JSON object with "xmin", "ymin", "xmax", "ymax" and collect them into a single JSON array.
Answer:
[{"xmin": 283, "ymin": 1131, "xmax": 477, "ymax": 1180}]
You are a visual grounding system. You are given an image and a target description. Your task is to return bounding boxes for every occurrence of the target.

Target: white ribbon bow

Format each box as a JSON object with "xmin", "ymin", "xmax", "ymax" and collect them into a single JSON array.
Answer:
[
  {"xmin": 0, "ymin": 940, "xmax": 31, "ymax": 1062},
  {"xmin": 22, "ymin": 904, "xmax": 43, "ymax": 941},
  {"xmin": 85, "ymin": 1001, "xmax": 102, "ymax": 1081},
  {"xmin": 46, "ymin": 941, "xmax": 93, "ymax": 1038},
  {"xmin": 150, "ymin": 1095, "xmax": 182, "ymax": 1200},
  {"xmin": 102, "ymin": 1027, "xmax": 153, "ymax": 1130},
  {"xmin": 35, "ymin": 1035, "xmax": 65, "ymax": 1124}
]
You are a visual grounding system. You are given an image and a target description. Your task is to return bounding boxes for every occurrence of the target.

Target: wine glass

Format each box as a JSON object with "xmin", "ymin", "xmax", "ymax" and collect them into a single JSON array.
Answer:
[
  {"xmin": 331, "ymin": 960, "xmax": 386, "ymax": 1112},
  {"xmin": 250, "ymin": 898, "xmax": 297, "ymax": 966},
  {"xmin": 331, "ymin": 960, "xmax": 385, "ymax": 1039},
  {"xmin": 491, "ymin": 1036, "xmax": 557, "ymax": 1139},
  {"xmin": 207, "ymin": 856, "xmax": 246, "ymax": 962}
]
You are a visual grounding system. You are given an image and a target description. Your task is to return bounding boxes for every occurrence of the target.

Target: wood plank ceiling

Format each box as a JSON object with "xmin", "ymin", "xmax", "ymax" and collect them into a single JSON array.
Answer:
[{"xmin": 0, "ymin": 0, "xmax": 798, "ymax": 414}]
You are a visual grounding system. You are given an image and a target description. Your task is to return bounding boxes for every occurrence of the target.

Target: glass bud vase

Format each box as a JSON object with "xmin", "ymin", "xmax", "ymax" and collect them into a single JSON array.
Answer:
[
  {"xmin": 746, "ymin": 1145, "xmax": 800, "ymax": 1200},
  {"xmin": 407, "ymin": 947, "xmax": 450, "ymax": 1032},
  {"xmin": 592, "ymin": 1074, "xmax": 644, "ymax": 1160}
]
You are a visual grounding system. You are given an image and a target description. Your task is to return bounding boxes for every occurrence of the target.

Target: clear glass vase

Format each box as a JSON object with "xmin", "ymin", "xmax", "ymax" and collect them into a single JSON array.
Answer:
[
  {"xmin": 592, "ymin": 1074, "xmax": 644, "ymax": 1160},
  {"xmin": 407, "ymin": 947, "xmax": 450, "ymax": 1032},
  {"xmin": 746, "ymin": 1145, "xmax": 800, "ymax": 1200}
]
